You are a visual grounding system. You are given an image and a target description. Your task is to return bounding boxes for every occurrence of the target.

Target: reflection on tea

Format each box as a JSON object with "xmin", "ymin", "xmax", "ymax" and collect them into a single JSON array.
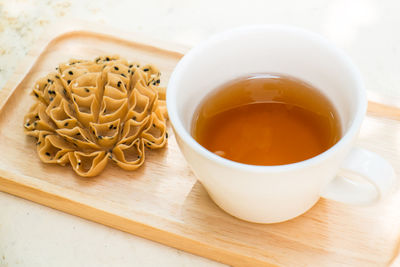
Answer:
[{"xmin": 191, "ymin": 74, "xmax": 341, "ymax": 166}]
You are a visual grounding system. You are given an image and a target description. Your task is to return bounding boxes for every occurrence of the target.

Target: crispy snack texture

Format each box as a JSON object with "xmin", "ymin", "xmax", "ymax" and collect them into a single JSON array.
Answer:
[{"xmin": 24, "ymin": 55, "xmax": 168, "ymax": 177}]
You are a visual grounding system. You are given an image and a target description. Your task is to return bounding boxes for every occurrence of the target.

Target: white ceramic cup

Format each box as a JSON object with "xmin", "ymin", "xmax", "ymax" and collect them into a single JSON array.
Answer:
[{"xmin": 166, "ymin": 25, "xmax": 397, "ymax": 223}]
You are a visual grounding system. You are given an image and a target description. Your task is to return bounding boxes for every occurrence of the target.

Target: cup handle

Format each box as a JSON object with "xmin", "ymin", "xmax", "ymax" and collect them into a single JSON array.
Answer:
[{"xmin": 321, "ymin": 147, "xmax": 397, "ymax": 205}]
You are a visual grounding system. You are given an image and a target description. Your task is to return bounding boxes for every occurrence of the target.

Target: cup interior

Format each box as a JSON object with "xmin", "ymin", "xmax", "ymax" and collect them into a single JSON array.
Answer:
[{"xmin": 167, "ymin": 25, "xmax": 366, "ymax": 165}]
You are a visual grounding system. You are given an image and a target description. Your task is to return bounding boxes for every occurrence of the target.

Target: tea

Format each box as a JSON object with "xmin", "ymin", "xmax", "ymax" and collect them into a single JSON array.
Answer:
[{"xmin": 191, "ymin": 74, "xmax": 342, "ymax": 166}]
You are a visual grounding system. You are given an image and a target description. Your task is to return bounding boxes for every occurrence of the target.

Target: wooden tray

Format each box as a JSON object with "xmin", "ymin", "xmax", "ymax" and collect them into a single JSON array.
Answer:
[{"xmin": 1, "ymin": 22, "xmax": 400, "ymax": 267}]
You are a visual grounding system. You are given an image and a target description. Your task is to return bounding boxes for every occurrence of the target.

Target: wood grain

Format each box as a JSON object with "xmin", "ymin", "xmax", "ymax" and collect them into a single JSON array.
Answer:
[{"xmin": 0, "ymin": 22, "xmax": 399, "ymax": 267}]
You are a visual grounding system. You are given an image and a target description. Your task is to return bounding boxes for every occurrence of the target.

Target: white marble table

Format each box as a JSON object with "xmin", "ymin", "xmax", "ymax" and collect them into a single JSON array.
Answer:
[{"xmin": 1, "ymin": 0, "xmax": 399, "ymax": 266}]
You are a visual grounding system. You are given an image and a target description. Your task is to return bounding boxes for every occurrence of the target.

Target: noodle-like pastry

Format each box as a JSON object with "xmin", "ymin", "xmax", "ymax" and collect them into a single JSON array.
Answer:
[{"xmin": 24, "ymin": 55, "xmax": 168, "ymax": 177}]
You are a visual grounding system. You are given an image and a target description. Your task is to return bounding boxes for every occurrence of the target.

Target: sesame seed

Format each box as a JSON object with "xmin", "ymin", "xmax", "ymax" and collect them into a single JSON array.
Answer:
[
  {"xmin": 166, "ymin": 132, "xmax": 168, "ymax": 138},
  {"xmin": 76, "ymin": 132, "xmax": 81, "ymax": 136},
  {"xmin": 152, "ymin": 82, "xmax": 156, "ymax": 86},
  {"xmin": 78, "ymin": 162, "xmax": 81, "ymax": 165},
  {"xmin": 92, "ymin": 130, "xmax": 95, "ymax": 134},
  {"xmin": 121, "ymin": 73, "xmax": 126, "ymax": 78},
  {"xmin": 35, "ymin": 115, "xmax": 39, "ymax": 119},
  {"xmin": 133, "ymin": 116, "xmax": 136, "ymax": 120},
  {"xmin": 98, "ymin": 136, "xmax": 103, "ymax": 139},
  {"xmin": 156, "ymin": 79, "xmax": 160, "ymax": 84},
  {"xmin": 136, "ymin": 65, "xmax": 140, "ymax": 67},
  {"xmin": 64, "ymin": 122, "xmax": 69, "ymax": 127},
  {"xmin": 56, "ymin": 75, "xmax": 60, "ymax": 79},
  {"xmin": 117, "ymin": 81, "xmax": 121, "ymax": 87},
  {"xmin": 37, "ymin": 141, "xmax": 41, "ymax": 145},
  {"xmin": 48, "ymin": 79, "xmax": 51, "ymax": 83},
  {"xmin": 113, "ymin": 126, "xmax": 117, "ymax": 130},
  {"xmin": 85, "ymin": 88, "xmax": 90, "ymax": 92},
  {"xmin": 63, "ymin": 89, "xmax": 67, "ymax": 95},
  {"xmin": 129, "ymin": 64, "xmax": 133, "ymax": 68},
  {"xmin": 114, "ymin": 66, "xmax": 119, "ymax": 71},
  {"xmin": 68, "ymin": 71, "xmax": 73, "ymax": 75},
  {"xmin": 67, "ymin": 80, "xmax": 71, "ymax": 84},
  {"xmin": 34, "ymin": 92, "xmax": 39, "ymax": 98},
  {"xmin": 109, "ymin": 124, "xmax": 113, "ymax": 130},
  {"xmin": 49, "ymin": 97, "xmax": 54, "ymax": 101},
  {"xmin": 58, "ymin": 155, "xmax": 62, "ymax": 159},
  {"xmin": 143, "ymin": 68, "xmax": 149, "ymax": 72},
  {"xmin": 128, "ymin": 69, "xmax": 131, "ymax": 73},
  {"xmin": 45, "ymin": 152, "xmax": 50, "ymax": 156},
  {"xmin": 152, "ymin": 123, "xmax": 156, "ymax": 127},
  {"xmin": 137, "ymin": 155, "xmax": 140, "ymax": 159},
  {"xmin": 106, "ymin": 57, "xmax": 110, "ymax": 61}
]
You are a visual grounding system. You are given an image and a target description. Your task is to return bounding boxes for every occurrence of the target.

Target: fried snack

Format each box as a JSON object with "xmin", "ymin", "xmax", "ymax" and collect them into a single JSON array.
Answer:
[{"xmin": 24, "ymin": 55, "xmax": 168, "ymax": 177}]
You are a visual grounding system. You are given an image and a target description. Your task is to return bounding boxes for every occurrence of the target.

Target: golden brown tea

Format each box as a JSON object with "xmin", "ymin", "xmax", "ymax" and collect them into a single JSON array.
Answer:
[{"xmin": 191, "ymin": 74, "xmax": 342, "ymax": 166}]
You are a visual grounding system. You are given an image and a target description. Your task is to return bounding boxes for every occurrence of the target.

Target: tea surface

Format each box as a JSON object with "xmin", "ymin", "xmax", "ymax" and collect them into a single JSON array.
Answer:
[{"xmin": 191, "ymin": 74, "xmax": 341, "ymax": 166}]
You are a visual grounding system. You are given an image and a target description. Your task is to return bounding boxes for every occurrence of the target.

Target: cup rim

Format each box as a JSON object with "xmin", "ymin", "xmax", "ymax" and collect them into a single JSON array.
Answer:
[{"xmin": 166, "ymin": 24, "xmax": 367, "ymax": 173}]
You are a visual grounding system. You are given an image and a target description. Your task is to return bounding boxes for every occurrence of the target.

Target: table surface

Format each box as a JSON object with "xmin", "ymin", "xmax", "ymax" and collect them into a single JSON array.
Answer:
[{"xmin": 0, "ymin": 0, "xmax": 399, "ymax": 266}]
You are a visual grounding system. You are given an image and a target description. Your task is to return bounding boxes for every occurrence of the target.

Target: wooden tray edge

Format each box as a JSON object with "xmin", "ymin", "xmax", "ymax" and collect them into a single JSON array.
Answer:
[
  {"xmin": 0, "ymin": 19, "xmax": 187, "ymax": 112},
  {"xmin": 0, "ymin": 168, "xmax": 276, "ymax": 267}
]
